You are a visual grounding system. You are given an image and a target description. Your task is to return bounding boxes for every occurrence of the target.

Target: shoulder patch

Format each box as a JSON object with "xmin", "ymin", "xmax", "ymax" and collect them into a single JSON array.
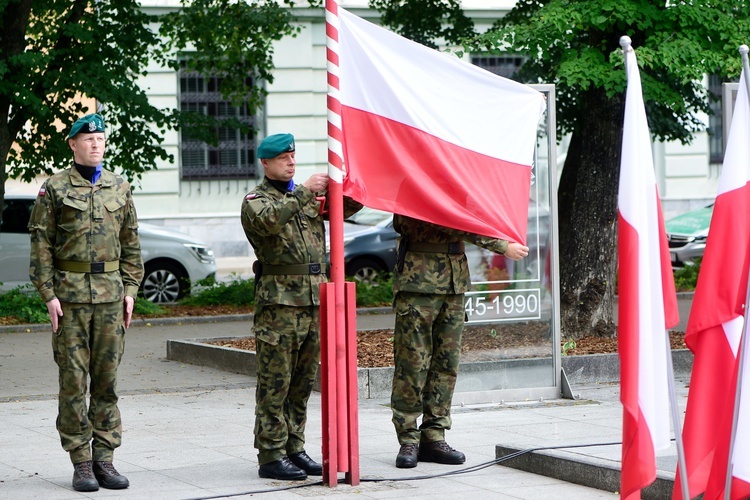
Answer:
[
  {"xmin": 245, "ymin": 193, "xmax": 258, "ymax": 200},
  {"xmin": 38, "ymin": 187, "xmax": 46, "ymax": 197}
]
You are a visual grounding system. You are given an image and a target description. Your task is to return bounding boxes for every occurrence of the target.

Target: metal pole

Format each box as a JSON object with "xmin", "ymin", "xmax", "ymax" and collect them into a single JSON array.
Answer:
[
  {"xmin": 619, "ymin": 35, "xmax": 690, "ymax": 500},
  {"xmin": 723, "ymin": 43, "xmax": 750, "ymax": 500}
]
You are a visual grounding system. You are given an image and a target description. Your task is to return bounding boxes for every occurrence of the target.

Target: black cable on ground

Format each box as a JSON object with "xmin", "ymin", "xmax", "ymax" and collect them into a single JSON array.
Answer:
[{"xmin": 184, "ymin": 440, "xmax": 622, "ymax": 499}]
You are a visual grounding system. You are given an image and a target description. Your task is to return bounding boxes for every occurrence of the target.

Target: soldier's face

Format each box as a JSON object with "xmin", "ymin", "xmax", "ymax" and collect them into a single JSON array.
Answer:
[
  {"xmin": 69, "ymin": 133, "xmax": 106, "ymax": 167},
  {"xmin": 263, "ymin": 152, "xmax": 296, "ymax": 182}
]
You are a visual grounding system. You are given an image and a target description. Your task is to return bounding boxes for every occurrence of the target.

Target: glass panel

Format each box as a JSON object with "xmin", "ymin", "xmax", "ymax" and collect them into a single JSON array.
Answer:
[{"xmin": 453, "ymin": 84, "xmax": 559, "ymax": 402}]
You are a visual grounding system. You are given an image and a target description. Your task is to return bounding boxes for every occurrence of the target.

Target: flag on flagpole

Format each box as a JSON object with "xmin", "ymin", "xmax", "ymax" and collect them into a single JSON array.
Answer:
[
  {"xmin": 336, "ymin": 9, "xmax": 545, "ymax": 243},
  {"xmin": 677, "ymin": 69, "xmax": 750, "ymax": 500},
  {"xmin": 618, "ymin": 42, "xmax": 680, "ymax": 500}
]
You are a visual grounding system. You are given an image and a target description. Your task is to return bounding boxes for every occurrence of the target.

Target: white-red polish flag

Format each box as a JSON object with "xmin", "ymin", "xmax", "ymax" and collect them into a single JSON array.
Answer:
[
  {"xmin": 337, "ymin": 9, "xmax": 545, "ymax": 242},
  {"xmin": 680, "ymin": 69, "xmax": 750, "ymax": 500},
  {"xmin": 618, "ymin": 43, "xmax": 680, "ymax": 500}
]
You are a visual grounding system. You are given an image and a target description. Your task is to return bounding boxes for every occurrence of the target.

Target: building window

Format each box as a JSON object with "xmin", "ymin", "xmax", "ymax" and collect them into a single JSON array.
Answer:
[
  {"xmin": 708, "ymin": 74, "xmax": 723, "ymax": 165},
  {"xmin": 471, "ymin": 55, "xmax": 524, "ymax": 80},
  {"xmin": 179, "ymin": 66, "xmax": 257, "ymax": 180}
]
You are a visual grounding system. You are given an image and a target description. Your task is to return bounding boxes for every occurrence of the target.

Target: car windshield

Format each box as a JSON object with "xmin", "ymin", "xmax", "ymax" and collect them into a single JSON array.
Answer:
[{"xmin": 345, "ymin": 207, "xmax": 391, "ymax": 226}]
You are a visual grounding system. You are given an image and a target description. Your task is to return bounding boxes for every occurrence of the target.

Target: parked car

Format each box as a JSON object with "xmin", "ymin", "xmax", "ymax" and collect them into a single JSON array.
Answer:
[
  {"xmin": 324, "ymin": 207, "xmax": 398, "ymax": 282},
  {"xmin": 665, "ymin": 204, "xmax": 713, "ymax": 268},
  {"xmin": 0, "ymin": 193, "xmax": 217, "ymax": 303},
  {"xmin": 342, "ymin": 215, "xmax": 398, "ymax": 281}
]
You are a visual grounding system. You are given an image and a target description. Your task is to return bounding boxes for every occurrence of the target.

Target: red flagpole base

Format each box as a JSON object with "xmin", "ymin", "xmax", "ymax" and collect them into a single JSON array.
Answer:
[{"xmin": 320, "ymin": 281, "xmax": 359, "ymax": 486}]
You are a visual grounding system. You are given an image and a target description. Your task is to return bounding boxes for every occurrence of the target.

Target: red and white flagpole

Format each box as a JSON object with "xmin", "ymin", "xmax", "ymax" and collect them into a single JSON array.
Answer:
[{"xmin": 321, "ymin": 0, "xmax": 359, "ymax": 486}]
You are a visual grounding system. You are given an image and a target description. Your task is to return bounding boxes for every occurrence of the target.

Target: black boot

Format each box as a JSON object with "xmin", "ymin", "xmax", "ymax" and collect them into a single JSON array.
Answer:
[
  {"xmin": 72, "ymin": 461, "xmax": 99, "ymax": 492},
  {"xmin": 93, "ymin": 461, "xmax": 130, "ymax": 489},
  {"xmin": 395, "ymin": 443, "xmax": 419, "ymax": 468},
  {"xmin": 417, "ymin": 440, "xmax": 466, "ymax": 464},
  {"xmin": 288, "ymin": 451, "xmax": 323, "ymax": 476},
  {"xmin": 258, "ymin": 456, "xmax": 307, "ymax": 480}
]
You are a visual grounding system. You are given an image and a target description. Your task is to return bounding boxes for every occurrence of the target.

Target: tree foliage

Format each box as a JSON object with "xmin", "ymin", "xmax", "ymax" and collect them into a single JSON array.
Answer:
[
  {"xmin": 0, "ymin": 0, "xmax": 310, "ymax": 226},
  {"xmin": 369, "ymin": 0, "xmax": 475, "ymax": 48}
]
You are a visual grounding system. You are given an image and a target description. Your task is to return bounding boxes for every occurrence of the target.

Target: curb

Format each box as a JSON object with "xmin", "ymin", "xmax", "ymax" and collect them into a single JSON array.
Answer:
[
  {"xmin": 0, "ymin": 307, "xmax": 395, "ymax": 334},
  {"xmin": 495, "ymin": 444, "xmax": 674, "ymax": 499},
  {"xmin": 166, "ymin": 336, "xmax": 694, "ymax": 400}
]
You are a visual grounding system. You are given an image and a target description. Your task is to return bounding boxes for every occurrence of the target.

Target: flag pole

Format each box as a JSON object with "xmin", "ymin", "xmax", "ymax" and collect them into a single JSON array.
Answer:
[
  {"xmin": 619, "ymin": 35, "xmax": 690, "ymax": 500},
  {"xmin": 722, "ymin": 44, "xmax": 750, "ymax": 500},
  {"xmin": 323, "ymin": 0, "xmax": 360, "ymax": 486},
  {"xmin": 664, "ymin": 325, "xmax": 691, "ymax": 500}
]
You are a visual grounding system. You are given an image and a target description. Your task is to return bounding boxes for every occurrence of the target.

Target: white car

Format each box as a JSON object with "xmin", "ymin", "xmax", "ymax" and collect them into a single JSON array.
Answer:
[{"xmin": 0, "ymin": 193, "xmax": 217, "ymax": 303}]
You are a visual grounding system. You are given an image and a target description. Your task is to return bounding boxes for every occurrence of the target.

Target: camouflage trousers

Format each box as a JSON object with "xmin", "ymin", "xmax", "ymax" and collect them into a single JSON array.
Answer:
[
  {"xmin": 253, "ymin": 304, "xmax": 320, "ymax": 465},
  {"xmin": 391, "ymin": 291, "xmax": 464, "ymax": 445},
  {"xmin": 53, "ymin": 301, "xmax": 125, "ymax": 464}
]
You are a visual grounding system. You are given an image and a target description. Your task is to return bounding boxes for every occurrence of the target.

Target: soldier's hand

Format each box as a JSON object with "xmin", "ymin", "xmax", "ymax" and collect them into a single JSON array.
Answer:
[
  {"xmin": 505, "ymin": 242, "xmax": 529, "ymax": 261},
  {"xmin": 124, "ymin": 296, "xmax": 135, "ymax": 329},
  {"xmin": 303, "ymin": 173, "xmax": 329, "ymax": 193},
  {"xmin": 46, "ymin": 298, "xmax": 63, "ymax": 333}
]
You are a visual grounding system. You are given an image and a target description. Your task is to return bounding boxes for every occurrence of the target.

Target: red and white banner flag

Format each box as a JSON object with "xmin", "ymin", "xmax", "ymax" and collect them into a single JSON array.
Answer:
[
  {"xmin": 677, "ymin": 69, "xmax": 750, "ymax": 500},
  {"xmin": 618, "ymin": 43, "xmax": 680, "ymax": 500},
  {"xmin": 337, "ymin": 9, "xmax": 545, "ymax": 243}
]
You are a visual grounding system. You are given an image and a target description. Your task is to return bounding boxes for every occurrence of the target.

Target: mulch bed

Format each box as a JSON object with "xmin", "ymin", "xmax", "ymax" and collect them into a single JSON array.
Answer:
[{"xmin": 207, "ymin": 323, "xmax": 688, "ymax": 369}]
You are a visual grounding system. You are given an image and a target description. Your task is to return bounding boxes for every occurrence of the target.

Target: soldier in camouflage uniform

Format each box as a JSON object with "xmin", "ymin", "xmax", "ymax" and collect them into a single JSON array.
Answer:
[
  {"xmin": 241, "ymin": 133, "xmax": 361, "ymax": 481},
  {"xmin": 391, "ymin": 214, "xmax": 529, "ymax": 468},
  {"xmin": 28, "ymin": 113, "xmax": 143, "ymax": 492}
]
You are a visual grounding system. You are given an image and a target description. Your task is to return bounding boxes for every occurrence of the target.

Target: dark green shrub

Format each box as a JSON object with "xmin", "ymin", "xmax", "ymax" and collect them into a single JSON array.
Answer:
[
  {"xmin": 0, "ymin": 285, "xmax": 48, "ymax": 323},
  {"xmin": 354, "ymin": 273, "xmax": 393, "ymax": 307},
  {"xmin": 673, "ymin": 259, "xmax": 701, "ymax": 292},
  {"xmin": 180, "ymin": 276, "xmax": 255, "ymax": 307},
  {"xmin": 133, "ymin": 297, "xmax": 167, "ymax": 315}
]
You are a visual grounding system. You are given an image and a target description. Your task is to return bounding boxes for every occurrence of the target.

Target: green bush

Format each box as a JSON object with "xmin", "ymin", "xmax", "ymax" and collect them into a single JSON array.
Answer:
[
  {"xmin": 354, "ymin": 273, "xmax": 393, "ymax": 307},
  {"xmin": 180, "ymin": 276, "xmax": 255, "ymax": 307},
  {"xmin": 673, "ymin": 259, "xmax": 701, "ymax": 292},
  {"xmin": 0, "ymin": 285, "xmax": 48, "ymax": 323},
  {"xmin": 133, "ymin": 297, "xmax": 167, "ymax": 315}
]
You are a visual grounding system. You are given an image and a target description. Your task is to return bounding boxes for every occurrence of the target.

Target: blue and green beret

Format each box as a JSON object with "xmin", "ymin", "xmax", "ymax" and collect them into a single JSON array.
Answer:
[
  {"xmin": 68, "ymin": 113, "xmax": 105, "ymax": 139},
  {"xmin": 257, "ymin": 133, "xmax": 295, "ymax": 159}
]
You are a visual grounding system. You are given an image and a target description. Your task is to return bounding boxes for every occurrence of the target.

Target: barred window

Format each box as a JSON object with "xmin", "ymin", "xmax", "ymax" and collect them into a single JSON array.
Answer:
[
  {"xmin": 471, "ymin": 55, "xmax": 524, "ymax": 80},
  {"xmin": 179, "ymin": 67, "xmax": 257, "ymax": 180},
  {"xmin": 708, "ymin": 74, "xmax": 724, "ymax": 165}
]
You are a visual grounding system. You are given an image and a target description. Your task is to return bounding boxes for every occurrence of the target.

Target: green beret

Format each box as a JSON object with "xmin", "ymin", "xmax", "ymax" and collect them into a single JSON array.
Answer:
[
  {"xmin": 257, "ymin": 133, "xmax": 295, "ymax": 159},
  {"xmin": 67, "ymin": 113, "xmax": 105, "ymax": 139}
]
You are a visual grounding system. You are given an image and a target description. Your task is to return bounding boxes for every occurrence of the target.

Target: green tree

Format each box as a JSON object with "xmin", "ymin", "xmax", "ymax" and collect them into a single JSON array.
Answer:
[
  {"xmin": 369, "ymin": 0, "xmax": 475, "ymax": 48},
  {"xmin": 0, "ymin": 0, "xmax": 305, "ymax": 226},
  {"xmin": 471, "ymin": 0, "xmax": 750, "ymax": 338}
]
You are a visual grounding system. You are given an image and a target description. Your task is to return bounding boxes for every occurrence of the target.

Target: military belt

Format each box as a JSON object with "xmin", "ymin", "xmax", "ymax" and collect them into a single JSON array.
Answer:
[
  {"xmin": 261, "ymin": 263, "xmax": 327, "ymax": 275},
  {"xmin": 55, "ymin": 259, "xmax": 120, "ymax": 274},
  {"xmin": 408, "ymin": 241, "xmax": 465, "ymax": 254}
]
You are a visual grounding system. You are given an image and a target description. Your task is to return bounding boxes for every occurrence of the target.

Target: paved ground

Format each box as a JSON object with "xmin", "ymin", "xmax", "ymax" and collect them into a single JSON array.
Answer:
[{"xmin": 0, "ymin": 309, "xmax": 690, "ymax": 499}]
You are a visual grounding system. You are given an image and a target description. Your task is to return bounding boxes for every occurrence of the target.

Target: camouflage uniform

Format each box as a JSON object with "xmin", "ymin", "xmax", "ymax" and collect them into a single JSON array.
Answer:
[
  {"xmin": 241, "ymin": 177, "xmax": 360, "ymax": 465},
  {"xmin": 391, "ymin": 214, "xmax": 507, "ymax": 445},
  {"xmin": 28, "ymin": 167, "xmax": 143, "ymax": 464}
]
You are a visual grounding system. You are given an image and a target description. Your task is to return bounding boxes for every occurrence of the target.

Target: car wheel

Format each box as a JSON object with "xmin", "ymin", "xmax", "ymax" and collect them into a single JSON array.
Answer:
[
  {"xmin": 346, "ymin": 257, "xmax": 386, "ymax": 284},
  {"xmin": 141, "ymin": 261, "xmax": 189, "ymax": 303}
]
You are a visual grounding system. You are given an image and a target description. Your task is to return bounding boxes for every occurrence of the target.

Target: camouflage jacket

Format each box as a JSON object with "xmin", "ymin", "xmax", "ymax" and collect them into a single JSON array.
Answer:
[
  {"xmin": 241, "ymin": 177, "xmax": 361, "ymax": 307},
  {"xmin": 393, "ymin": 214, "xmax": 509, "ymax": 295},
  {"xmin": 28, "ymin": 167, "xmax": 144, "ymax": 304}
]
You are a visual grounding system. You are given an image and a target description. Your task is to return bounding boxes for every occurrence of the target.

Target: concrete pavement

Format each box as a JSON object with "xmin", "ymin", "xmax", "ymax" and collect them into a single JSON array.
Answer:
[{"xmin": 0, "ymin": 310, "xmax": 689, "ymax": 499}]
